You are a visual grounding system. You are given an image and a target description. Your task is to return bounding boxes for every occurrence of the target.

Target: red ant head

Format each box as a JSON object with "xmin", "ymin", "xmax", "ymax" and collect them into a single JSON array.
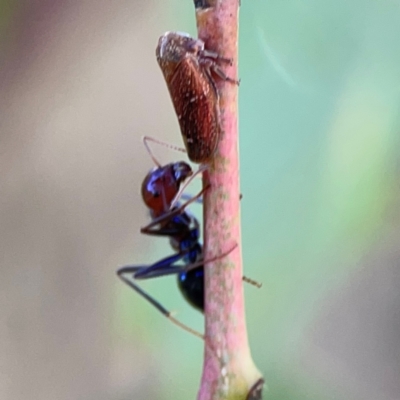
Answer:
[{"xmin": 141, "ymin": 162, "xmax": 193, "ymax": 214}]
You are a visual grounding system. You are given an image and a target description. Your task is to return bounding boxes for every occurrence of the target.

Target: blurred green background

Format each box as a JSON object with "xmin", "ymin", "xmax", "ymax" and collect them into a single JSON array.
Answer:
[{"xmin": 1, "ymin": 0, "xmax": 400, "ymax": 399}]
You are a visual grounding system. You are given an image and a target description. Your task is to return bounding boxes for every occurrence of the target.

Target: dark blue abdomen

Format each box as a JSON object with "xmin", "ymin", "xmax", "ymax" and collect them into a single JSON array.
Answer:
[{"xmin": 177, "ymin": 266, "xmax": 204, "ymax": 312}]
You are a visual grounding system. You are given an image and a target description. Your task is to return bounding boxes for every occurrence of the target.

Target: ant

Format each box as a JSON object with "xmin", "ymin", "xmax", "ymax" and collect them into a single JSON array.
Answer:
[{"xmin": 116, "ymin": 137, "xmax": 260, "ymax": 339}]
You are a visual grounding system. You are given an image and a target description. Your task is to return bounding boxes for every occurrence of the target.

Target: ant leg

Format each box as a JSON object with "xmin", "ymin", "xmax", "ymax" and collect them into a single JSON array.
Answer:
[
  {"xmin": 132, "ymin": 252, "xmax": 188, "ymax": 280},
  {"xmin": 140, "ymin": 224, "xmax": 183, "ymax": 238},
  {"xmin": 118, "ymin": 272, "xmax": 204, "ymax": 339},
  {"xmin": 184, "ymin": 242, "xmax": 239, "ymax": 273},
  {"xmin": 141, "ymin": 185, "xmax": 210, "ymax": 234},
  {"xmin": 117, "ymin": 253, "xmax": 204, "ymax": 339},
  {"xmin": 180, "ymin": 192, "xmax": 243, "ymax": 204},
  {"xmin": 179, "ymin": 244, "xmax": 261, "ymax": 287},
  {"xmin": 180, "ymin": 192, "xmax": 203, "ymax": 204},
  {"xmin": 169, "ymin": 164, "xmax": 208, "ymax": 209},
  {"xmin": 142, "ymin": 136, "xmax": 187, "ymax": 167},
  {"xmin": 242, "ymin": 275, "xmax": 262, "ymax": 288}
]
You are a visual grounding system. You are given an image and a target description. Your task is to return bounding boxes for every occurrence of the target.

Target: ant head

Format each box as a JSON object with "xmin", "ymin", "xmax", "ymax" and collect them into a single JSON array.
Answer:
[{"xmin": 141, "ymin": 162, "xmax": 193, "ymax": 214}]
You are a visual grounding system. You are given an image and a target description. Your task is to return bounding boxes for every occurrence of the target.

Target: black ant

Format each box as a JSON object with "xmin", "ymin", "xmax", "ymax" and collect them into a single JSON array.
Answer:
[{"xmin": 116, "ymin": 137, "xmax": 260, "ymax": 339}]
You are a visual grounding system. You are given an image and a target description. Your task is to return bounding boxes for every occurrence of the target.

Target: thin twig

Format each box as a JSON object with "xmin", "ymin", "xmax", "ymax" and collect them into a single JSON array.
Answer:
[{"xmin": 193, "ymin": 1, "xmax": 264, "ymax": 399}]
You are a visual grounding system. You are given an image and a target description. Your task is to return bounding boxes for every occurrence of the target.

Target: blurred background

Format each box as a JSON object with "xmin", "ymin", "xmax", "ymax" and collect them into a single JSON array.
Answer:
[{"xmin": 1, "ymin": 0, "xmax": 400, "ymax": 399}]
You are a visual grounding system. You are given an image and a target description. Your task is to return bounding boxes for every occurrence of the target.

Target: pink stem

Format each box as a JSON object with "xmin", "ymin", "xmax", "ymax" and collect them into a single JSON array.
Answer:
[{"xmin": 194, "ymin": 1, "xmax": 263, "ymax": 399}]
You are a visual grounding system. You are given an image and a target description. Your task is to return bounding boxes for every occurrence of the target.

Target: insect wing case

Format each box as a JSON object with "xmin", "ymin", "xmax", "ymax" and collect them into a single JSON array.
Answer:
[{"xmin": 156, "ymin": 32, "xmax": 220, "ymax": 163}]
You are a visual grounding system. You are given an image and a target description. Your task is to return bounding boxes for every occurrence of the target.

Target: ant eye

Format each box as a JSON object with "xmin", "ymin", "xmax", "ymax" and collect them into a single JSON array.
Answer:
[{"xmin": 153, "ymin": 191, "xmax": 160, "ymax": 198}]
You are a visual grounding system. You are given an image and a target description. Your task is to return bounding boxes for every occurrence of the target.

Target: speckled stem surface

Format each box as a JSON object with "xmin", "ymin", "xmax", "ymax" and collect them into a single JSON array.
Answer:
[{"xmin": 194, "ymin": 1, "xmax": 263, "ymax": 399}]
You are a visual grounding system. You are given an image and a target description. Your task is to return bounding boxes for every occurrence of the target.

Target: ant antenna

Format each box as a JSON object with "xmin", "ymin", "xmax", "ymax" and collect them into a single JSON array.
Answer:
[{"xmin": 142, "ymin": 136, "xmax": 186, "ymax": 167}]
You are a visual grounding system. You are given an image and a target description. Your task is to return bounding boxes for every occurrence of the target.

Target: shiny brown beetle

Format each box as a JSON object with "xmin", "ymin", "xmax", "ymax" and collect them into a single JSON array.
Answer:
[{"xmin": 156, "ymin": 31, "xmax": 238, "ymax": 164}]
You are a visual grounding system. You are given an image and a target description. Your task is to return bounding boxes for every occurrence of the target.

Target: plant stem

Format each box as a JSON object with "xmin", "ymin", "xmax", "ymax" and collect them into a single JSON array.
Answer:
[{"xmin": 194, "ymin": 1, "xmax": 264, "ymax": 399}]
